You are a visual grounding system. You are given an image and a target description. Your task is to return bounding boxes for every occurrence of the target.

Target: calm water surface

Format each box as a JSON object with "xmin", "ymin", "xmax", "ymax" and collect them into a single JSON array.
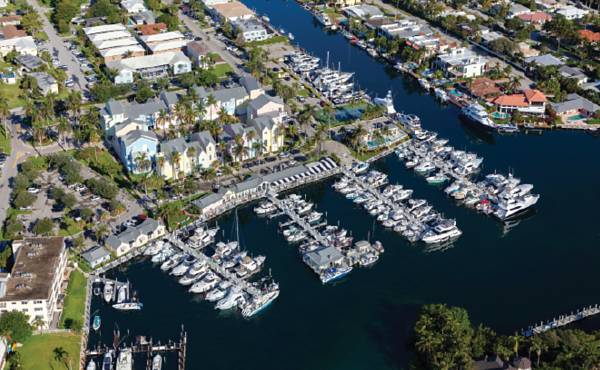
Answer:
[{"xmin": 89, "ymin": 1, "xmax": 600, "ymax": 368}]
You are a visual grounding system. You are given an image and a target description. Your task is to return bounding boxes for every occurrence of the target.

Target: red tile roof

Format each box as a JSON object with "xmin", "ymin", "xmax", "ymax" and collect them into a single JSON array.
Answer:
[
  {"xmin": 138, "ymin": 23, "xmax": 167, "ymax": 36},
  {"xmin": 469, "ymin": 77, "xmax": 501, "ymax": 98},
  {"xmin": 517, "ymin": 12, "xmax": 553, "ymax": 24},
  {"xmin": 0, "ymin": 25, "xmax": 26, "ymax": 39},
  {"xmin": 578, "ymin": 29, "xmax": 600, "ymax": 43},
  {"xmin": 493, "ymin": 89, "xmax": 546, "ymax": 107}
]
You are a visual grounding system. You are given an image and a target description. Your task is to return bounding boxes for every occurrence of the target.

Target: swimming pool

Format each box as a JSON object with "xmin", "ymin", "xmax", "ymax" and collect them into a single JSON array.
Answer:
[{"xmin": 568, "ymin": 114, "xmax": 586, "ymax": 122}]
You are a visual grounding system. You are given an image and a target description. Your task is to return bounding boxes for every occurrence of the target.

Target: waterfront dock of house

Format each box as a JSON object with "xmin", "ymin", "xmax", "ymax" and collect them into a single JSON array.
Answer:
[{"xmin": 522, "ymin": 304, "xmax": 600, "ymax": 337}]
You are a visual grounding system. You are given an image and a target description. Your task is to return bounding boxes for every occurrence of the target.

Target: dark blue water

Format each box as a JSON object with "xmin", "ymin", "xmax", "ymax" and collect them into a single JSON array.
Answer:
[{"xmin": 89, "ymin": 2, "xmax": 600, "ymax": 369}]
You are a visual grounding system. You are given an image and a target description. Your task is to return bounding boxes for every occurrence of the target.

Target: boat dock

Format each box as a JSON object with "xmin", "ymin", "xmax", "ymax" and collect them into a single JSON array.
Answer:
[
  {"xmin": 166, "ymin": 234, "xmax": 262, "ymax": 298},
  {"xmin": 85, "ymin": 326, "xmax": 187, "ymax": 370},
  {"xmin": 268, "ymin": 194, "xmax": 331, "ymax": 248},
  {"xmin": 522, "ymin": 304, "xmax": 600, "ymax": 337}
]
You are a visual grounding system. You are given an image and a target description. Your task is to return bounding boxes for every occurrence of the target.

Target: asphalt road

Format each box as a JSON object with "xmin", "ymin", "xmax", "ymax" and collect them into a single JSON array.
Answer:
[{"xmin": 27, "ymin": 0, "xmax": 88, "ymax": 92}]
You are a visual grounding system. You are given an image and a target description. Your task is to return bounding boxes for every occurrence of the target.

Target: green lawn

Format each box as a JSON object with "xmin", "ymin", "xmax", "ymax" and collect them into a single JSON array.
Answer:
[
  {"xmin": 58, "ymin": 220, "xmax": 83, "ymax": 237},
  {"xmin": 246, "ymin": 35, "xmax": 289, "ymax": 47},
  {"xmin": 0, "ymin": 83, "xmax": 26, "ymax": 109},
  {"xmin": 60, "ymin": 269, "xmax": 86, "ymax": 329},
  {"xmin": 20, "ymin": 333, "xmax": 80, "ymax": 370},
  {"xmin": 211, "ymin": 63, "xmax": 234, "ymax": 79}
]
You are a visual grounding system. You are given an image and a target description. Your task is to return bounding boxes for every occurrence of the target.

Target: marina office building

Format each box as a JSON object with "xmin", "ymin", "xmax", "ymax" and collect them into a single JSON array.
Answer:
[{"xmin": 0, "ymin": 237, "xmax": 68, "ymax": 329}]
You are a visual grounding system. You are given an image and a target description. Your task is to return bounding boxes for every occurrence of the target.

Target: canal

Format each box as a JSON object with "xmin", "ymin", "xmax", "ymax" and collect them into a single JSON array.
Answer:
[{"xmin": 89, "ymin": 1, "xmax": 600, "ymax": 369}]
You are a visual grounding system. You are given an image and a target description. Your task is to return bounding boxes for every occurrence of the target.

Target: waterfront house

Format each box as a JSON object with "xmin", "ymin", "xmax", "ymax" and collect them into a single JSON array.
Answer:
[
  {"xmin": 193, "ymin": 188, "xmax": 236, "ymax": 217},
  {"xmin": 105, "ymin": 218, "xmax": 165, "ymax": 257},
  {"xmin": 106, "ymin": 51, "xmax": 192, "ymax": 84},
  {"xmin": 558, "ymin": 65, "xmax": 588, "ymax": 86},
  {"xmin": 435, "ymin": 48, "xmax": 487, "ymax": 78},
  {"xmin": 185, "ymin": 41, "xmax": 210, "ymax": 67},
  {"xmin": 303, "ymin": 246, "xmax": 344, "ymax": 273},
  {"xmin": 81, "ymin": 246, "xmax": 112, "ymax": 268},
  {"xmin": 116, "ymin": 129, "xmax": 159, "ymax": 173},
  {"xmin": 468, "ymin": 77, "xmax": 501, "ymax": 99},
  {"xmin": 233, "ymin": 18, "xmax": 270, "ymax": 43},
  {"xmin": 210, "ymin": 1, "xmax": 254, "ymax": 22},
  {"xmin": 30, "ymin": 72, "xmax": 58, "ymax": 96},
  {"xmin": 0, "ymin": 237, "xmax": 68, "ymax": 329},
  {"xmin": 491, "ymin": 89, "xmax": 547, "ymax": 115},
  {"xmin": 551, "ymin": 93, "xmax": 600, "ymax": 122},
  {"xmin": 406, "ymin": 34, "xmax": 450, "ymax": 58},
  {"xmin": 157, "ymin": 131, "xmax": 217, "ymax": 180},
  {"xmin": 195, "ymin": 85, "xmax": 250, "ymax": 120}
]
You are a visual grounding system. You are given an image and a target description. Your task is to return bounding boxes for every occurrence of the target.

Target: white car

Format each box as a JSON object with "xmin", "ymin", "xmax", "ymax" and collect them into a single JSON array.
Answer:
[
  {"xmin": 27, "ymin": 187, "xmax": 40, "ymax": 194},
  {"xmin": 90, "ymin": 195, "xmax": 101, "ymax": 202}
]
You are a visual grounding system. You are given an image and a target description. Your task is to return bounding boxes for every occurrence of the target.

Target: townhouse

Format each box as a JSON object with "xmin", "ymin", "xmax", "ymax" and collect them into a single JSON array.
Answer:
[
  {"xmin": 139, "ymin": 31, "xmax": 187, "ymax": 54},
  {"xmin": 83, "ymin": 24, "xmax": 145, "ymax": 62},
  {"xmin": 106, "ymin": 51, "xmax": 192, "ymax": 84},
  {"xmin": 116, "ymin": 129, "xmax": 159, "ymax": 173},
  {"xmin": 157, "ymin": 131, "xmax": 217, "ymax": 180},
  {"xmin": 105, "ymin": 218, "xmax": 166, "ymax": 257}
]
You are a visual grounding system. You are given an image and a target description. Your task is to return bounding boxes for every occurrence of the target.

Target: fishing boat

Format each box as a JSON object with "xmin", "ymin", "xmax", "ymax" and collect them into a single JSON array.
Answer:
[
  {"xmin": 92, "ymin": 315, "xmax": 101, "ymax": 331},
  {"xmin": 426, "ymin": 174, "xmax": 449, "ymax": 185},
  {"xmin": 102, "ymin": 351, "xmax": 113, "ymax": 370},
  {"xmin": 86, "ymin": 360, "xmax": 96, "ymax": 370},
  {"xmin": 151, "ymin": 354, "xmax": 162, "ymax": 370},
  {"xmin": 115, "ymin": 349, "xmax": 132, "ymax": 370},
  {"xmin": 103, "ymin": 282, "xmax": 113, "ymax": 304}
]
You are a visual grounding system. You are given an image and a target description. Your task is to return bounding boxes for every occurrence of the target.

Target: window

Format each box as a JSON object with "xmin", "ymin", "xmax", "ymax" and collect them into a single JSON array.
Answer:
[{"xmin": 34, "ymin": 307, "xmax": 43, "ymax": 312}]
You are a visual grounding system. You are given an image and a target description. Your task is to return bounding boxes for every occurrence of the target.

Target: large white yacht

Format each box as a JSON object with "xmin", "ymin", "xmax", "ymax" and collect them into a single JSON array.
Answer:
[
  {"xmin": 420, "ymin": 219, "xmax": 462, "ymax": 244},
  {"xmin": 494, "ymin": 193, "xmax": 539, "ymax": 220},
  {"xmin": 461, "ymin": 103, "xmax": 496, "ymax": 130}
]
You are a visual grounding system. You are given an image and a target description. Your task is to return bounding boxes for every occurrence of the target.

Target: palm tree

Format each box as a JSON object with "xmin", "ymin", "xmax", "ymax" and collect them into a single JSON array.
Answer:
[
  {"xmin": 66, "ymin": 91, "xmax": 82, "ymax": 122},
  {"xmin": 53, "ymin": 346, "xmax": 72, "ymax": 370},
  {"xmin": 156, "ymin": 109, "xmax": 169, "ymax": 137},
  {"xmin": 156, "ymin": 156, "xmax": 165, "ymax": 177},
  {"xmin": 170, "ymin": 151, "xmax": 181, "ymax": 180},
  {"xmin": 350, "ymin": 125, "xmax": 367, "ymax": 154},
  {"xmin": 57, "ymin": 117, "xmax": 70, "ymax": 145},
  {"xmin": 314, "ymin": 123, "xmax": 327, "ymax": 155},
  {"xmin": 95, "ymin": 224, "xmax": 109, "ymax": 241},
  {"xmin": 31, "ymin": 317, "xmax": 45, "ymax": 330},
  {"xmin": 233, "ymin": 134, "xmax": 247, "ymax": 163},
  {"xmin": 187, "ymin": 146, "xmax": 197, "ymax": 173},
  {"xmin": 246, "ymin": 129, "xmax": 257, "ymax": 157},
  {"xmin": 205, "ymin": 94, "xmax": 217, "ymax": 119},
  {"xmin": 135, "ymin": 151, "xmax": 151, "ymax": 174},
  {"xmin": 174, "ymin": 100, "xmax": 188, "ymax": 126}
]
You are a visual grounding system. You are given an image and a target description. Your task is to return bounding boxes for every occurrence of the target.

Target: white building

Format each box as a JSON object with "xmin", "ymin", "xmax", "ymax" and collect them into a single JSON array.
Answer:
[
  {"xmin": 139, "ymin": 31, "xmax": 187, "ymax": 54},
  {"xmin": 121, "ymin": 0, "xmax": 147, "ymax": 14},
  {"xmin": 84, "ymin": 23, "xmax": 145, "ymax": 62},
  {"xmin": 0, "ymin": 35, "xmax": 36, "ymax": 56},
  {"xmin": 105, "ymin": 218, "xmax": 166, "ymax": 257},
  {"xmin": 0, "ymin": 237, "xmax": 68, "ymax": 329},
  {"xmin": 233, "ymin": 18, "xmax": 270, "ymax": 43},
  {"xmin": 555, "ymin": 6, "xmax": 588, "ymax": 20},
  {"xmin": 106, "ymin": 51, "xmax": 192, "ymax": 84},
  {"xmin": 435, "ymin": 48, "xmax": 487, "ymax": 78}
]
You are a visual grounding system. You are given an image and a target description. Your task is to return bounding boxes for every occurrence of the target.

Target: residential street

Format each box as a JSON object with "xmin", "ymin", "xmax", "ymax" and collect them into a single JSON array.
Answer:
[
  {"xmin": 26, "ymin": 0, "xmax": 88, "ymax": 92},
  {"xmin": 178, "ymin": 10, "xmax": 244, "ymax": 75}
]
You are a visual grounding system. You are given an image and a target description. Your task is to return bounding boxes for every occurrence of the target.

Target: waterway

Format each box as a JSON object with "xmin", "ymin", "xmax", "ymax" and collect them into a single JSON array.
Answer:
[{"xmin": 89, "ymin": 1, "xmax": 600, "ymax": 369}]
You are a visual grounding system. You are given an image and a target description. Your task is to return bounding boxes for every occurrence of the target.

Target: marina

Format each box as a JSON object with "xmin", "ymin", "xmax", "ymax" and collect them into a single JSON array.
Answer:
[{"xmin": 86, "ymin": 1, "xmax": 600, "ymax": 369}]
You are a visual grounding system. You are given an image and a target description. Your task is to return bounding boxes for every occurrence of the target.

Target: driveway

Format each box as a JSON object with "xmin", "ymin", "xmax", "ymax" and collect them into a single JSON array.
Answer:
[{"xmin": 26, "ymin": 0, "xmax": 88, "ymax": 92}]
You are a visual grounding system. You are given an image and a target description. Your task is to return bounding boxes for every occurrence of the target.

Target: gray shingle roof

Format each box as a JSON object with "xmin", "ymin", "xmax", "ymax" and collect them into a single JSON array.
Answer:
[
  {"xmin": 107, "ymin": 99, "xmax": 125, "ymax": 115},
  {"xmin": 552, "ymin": 93, "xmax": 600, "ymax": 113},
  {"xmin": 160, "ymin": 90, "xmax": 180, "ymax": 107},
  {"xmin": 239, "ymin": 74, "xmax": 260, "ymax": 91},
  {"xmin": 250, "ymin": 115, "xmax": 276, "ymax": 131},
  {"xmin": 190, "ymin": 130, "xmax": 216, "ymax": 148},
  {"xmin": 248, "ymin": 94, "xmax": 283, "ymax": 111},
  {"xmin": 524, "ymin": 54, "xmax": 564, "ymax": 67},
  {"xmin": 194, "ymin": 85, "xmax": 248, "ymax": 104},
  {"xmin": 304, "ymin": 246, "xmax": 343, "ymax": 268},
  {"xmin": 81, "ymin": 246, "xmax": 111, "ymax": 264},
  {"xmin": 193, "ymin": 190, "xmax": 226, "ymax": 209},
  {"xmin": 232, "ymin": 175, "xmax": 264, "ymax": 193},
  {"xmin": 120, "ymin": 129, "xmax": 158, "ymax": 148}
]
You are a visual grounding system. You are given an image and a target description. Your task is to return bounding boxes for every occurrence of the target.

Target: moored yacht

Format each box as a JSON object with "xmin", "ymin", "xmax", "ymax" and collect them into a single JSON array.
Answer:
[
  {"xmin": 373, "ymin": 90, "xmax": 396, "ymax": 115},
  {"xmin": 461, "ymin": 103, "xmax": 497, "ymax": 130}
]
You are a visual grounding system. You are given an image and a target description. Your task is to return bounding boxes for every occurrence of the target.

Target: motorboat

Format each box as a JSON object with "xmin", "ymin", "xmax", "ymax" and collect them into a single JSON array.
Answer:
[
  {"xmin": 351, "ymin": 162, "xmax": 369, "ymax": 174},
  {"xmin": 113, "ymin": 301, "xmax": 143, "ymax": 311},
  {"xmin": 420, "ymin": 219, "xmax": 462, "ymax": 244},
  {"xmin": 87, "ymin": 360, "xmax": 97, "ymax": 370},
  {"xmin": 103, "ymin": 282, "xmax": 113, "ymax": 304},
  {"xmin": 152, "ymin": 354, "xmax": 162, "ymax": 370},
  {"xmin": 160, "ymin": 253, "xmax": 184, "ymax": 271},
  {"xmin": 103, "ymin": 351, "xmax": 113, "ymax": 370},
  {"xmin": 493, "ymin": 193, "xmax": 539, "ymax": 220},
  {"xmin": 92, "ymin": 315, "xmax": 101, "ymax": 331},
  {"xmin": 215, "ymin": 288, "xmax": 246, "ymax": 310},
  {"xmin": 461, "ymin": 103, "xmax": 496, "ymax": 130},
  {"xmin": 241, "ymin": 283, "xmax": 280, "ymax": 318},
  {"xmin": 434, "ymin": 87, "xmax": 449, "ymax": 102},
  {"xmin": 320, "ymin": 265, "xmax": 353, "ymax": 284},
  {"xmin": 206, "ymin": 281, "xmax": 233, "ymax": 302},
  {"xmin": 171, "ymin": 255, "xmax": 196, "ymax": 276},
  {"xmin": 189, "ymin": 272, "xmax": 221, "ymax": 294},
  {"xmin": 115, "ymin": 349, "xmax": 132, "ymax": 370}
]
